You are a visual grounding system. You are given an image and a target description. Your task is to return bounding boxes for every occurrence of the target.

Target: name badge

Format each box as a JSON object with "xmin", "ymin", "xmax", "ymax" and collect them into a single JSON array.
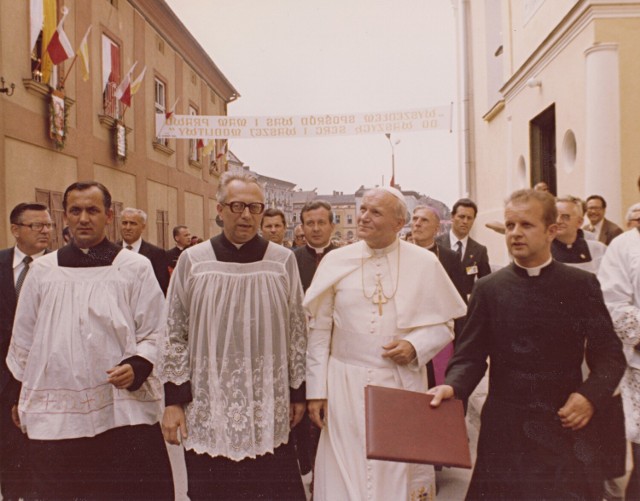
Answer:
[{"xmin": 466, "ymin": 265, "xmax": 478, "ymax": 276}]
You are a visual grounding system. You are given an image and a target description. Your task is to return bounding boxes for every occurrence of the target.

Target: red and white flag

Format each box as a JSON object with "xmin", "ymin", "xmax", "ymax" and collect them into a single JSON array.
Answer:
[
  {"xmin": 115, "ymin": 61, "xmax": 137, "ymax": 107},
  {"xmin": 45, "ymin": 6, "xmax": 75, "ymax": 65}
]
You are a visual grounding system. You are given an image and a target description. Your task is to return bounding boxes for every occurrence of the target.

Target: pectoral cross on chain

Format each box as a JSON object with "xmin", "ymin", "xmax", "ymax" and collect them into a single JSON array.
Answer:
[{"xmin": 372, "ymin": 280, "xmax": 387, "ymax": 316}]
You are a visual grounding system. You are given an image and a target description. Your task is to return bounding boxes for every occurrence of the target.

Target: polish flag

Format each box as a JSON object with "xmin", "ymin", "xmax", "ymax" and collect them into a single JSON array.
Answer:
[
  {"xmin": 45, "ymin": 7, "xmax": 75, "ymax": 65},
  {"xmin": 115, "ymin": 61, "xmax": 137, "ymax": 107}
]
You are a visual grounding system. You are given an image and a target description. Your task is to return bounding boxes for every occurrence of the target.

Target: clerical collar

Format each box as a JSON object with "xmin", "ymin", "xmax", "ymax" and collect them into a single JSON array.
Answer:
[
  {"xmin": 551, "ymin": 230, "xmax": 592, "ymax": 264},
  {"xmin": 58, "ymin": 238, "xmax": 122, "ymax": 267},
  {"xmin": 306, "ymin": 242, "xmax": 332, "ymax": 255},
  {"xmin": 13, "ymin": 246, "xmax": 46, "ymax": 269},
  {"xmin": 365, "ymin": 238, "xmax": 399, "ymax": 257},
  {"xmin": 123, "ymin": 237, "xmax": 142, "ymax": 252},
  {"xmin": 211, "ymin": 232, "xmax": 268, "ymax": 264},
  {"xmin": 514, "ymin": 256, "xmax": 553, "ymax": 276}
]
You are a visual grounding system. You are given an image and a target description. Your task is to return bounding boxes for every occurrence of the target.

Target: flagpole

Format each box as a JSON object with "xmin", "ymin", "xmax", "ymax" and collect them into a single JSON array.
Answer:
[{"xmin": 58, "ymin": 53, "xmax": 78, "ymax": 89}]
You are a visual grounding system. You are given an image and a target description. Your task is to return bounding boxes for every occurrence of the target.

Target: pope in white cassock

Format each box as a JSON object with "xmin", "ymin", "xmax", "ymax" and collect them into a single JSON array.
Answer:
[{"xmin": 305, "ymin": 187, "xmax": 467, "ymax": 500}]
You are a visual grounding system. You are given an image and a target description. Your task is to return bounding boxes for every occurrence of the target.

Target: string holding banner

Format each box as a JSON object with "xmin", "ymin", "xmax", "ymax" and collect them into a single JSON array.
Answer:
[{"xmin": 155, "ymin": 105, "xmax": 453, "ymax": 140}]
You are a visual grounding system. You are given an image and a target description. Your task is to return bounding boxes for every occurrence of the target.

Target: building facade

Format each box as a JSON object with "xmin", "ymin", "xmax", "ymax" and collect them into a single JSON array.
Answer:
[
  {"xmin": 0, "ymin": 0, "xmax": 238, "ymax": 249},
  {"xmin": 457, "ymin": 0, "xmax": 640, "ymax": 264}
]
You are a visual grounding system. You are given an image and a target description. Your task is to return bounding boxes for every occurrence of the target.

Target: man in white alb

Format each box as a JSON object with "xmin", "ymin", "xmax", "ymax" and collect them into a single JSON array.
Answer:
[{"xmin": 305, "ymin": 187, "xmax": 466, "ymax": 500}]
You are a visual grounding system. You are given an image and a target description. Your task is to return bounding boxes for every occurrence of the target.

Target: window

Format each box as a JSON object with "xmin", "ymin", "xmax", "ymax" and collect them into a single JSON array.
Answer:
[
  {"xmin": 347, "ymin": 214, "xmax": 353, "ymax": 224},
  {"xmin": 102, "ymin": 34, "xmax": 121, "ymax": 119},
  {"xmin": 156, "ymin": 210, "xmax": 169, "ymax": 249},
  {"xmin": 154, "ymin": 78, "xmax": 168, "ymax": 146},
  {"xmin": 35, "ymin": 189, "xmax": 63, "ymax": 249},
  {"xmin": 335, "ymin": 214, "xmax": 341, "ymax": 224},
  {"xmin": 30, "ymin": 9, "xmax": 58, "ymax": 86},
  {"xmin": 188, "ymin": 105, "xmax": 200, "ymax": 163}
]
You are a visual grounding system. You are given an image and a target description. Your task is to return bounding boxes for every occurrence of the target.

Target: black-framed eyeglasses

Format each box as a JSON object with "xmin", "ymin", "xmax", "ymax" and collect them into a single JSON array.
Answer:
[
  {"xmin": 223, "ymin": 202, "xmax": 265, "ymax": 215},
  {"xmin": 16, "ymin": 222, "xmax": 53, "ymax": 231}
]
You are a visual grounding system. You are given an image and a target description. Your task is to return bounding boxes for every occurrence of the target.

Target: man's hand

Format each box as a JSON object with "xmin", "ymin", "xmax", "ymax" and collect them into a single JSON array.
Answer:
[
  {"xmin": 308, "ymin": 399, "xmax": 327, "ymax": 429},
  {"xmin": 11, "ymin": 405, "xmax": 20, "ymax": 428},
  {"xmin": 557, "ymin": 393, "xmax": 594, "ymax": 431},
  {"xmin": 427, "ymin": 385, "xmax": 455, "ymax": 407},
  {"xmin": 106, "ymin": 363, "xmax": 134, "ymax": 390},
  {"xmin": 290, "ymin": 403, "xmax": 305, "ymax": 428},
  {"xmin": 162, "ymin": 404, "xmax": 188, "ymax": 445},
  {"xmin": 382, "ymin": 340, "xmax": 417, "ymax": 366}
]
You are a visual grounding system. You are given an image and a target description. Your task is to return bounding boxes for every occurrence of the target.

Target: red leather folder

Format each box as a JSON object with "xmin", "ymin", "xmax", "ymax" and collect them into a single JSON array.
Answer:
[{"xmin": 365, "ymin": 385, "xmax": 472, "ymax": 469}]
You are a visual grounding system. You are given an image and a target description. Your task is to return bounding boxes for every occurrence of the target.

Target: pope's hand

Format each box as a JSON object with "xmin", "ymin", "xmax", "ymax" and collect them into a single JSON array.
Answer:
[{"xmin": 382, "ymin": 340, "xmax": 416, "ymax": 365}]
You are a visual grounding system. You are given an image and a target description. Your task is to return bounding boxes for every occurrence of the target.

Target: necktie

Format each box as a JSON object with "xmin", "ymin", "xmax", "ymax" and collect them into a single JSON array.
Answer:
[
  {"xmin": 126, "ymin": 245, "xmax": 133, "ymax": 250},
  {"xmin": 15, "ymin": 256, "xmax": 33, "ymax": 299},
  {"xmin": 455, "ymin": 241, "xmax": 463, "ymax": 261}
]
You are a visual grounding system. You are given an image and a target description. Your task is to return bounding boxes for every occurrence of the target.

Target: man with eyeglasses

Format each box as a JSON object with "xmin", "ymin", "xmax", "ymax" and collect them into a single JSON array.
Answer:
[
  {"xmin": 552, "ymin": 196, "xmax": 607, "ymax": 274},
  {"xmin": 160, "ymin": 171, "xmax": 307, "ymax": 500},
  {"xmin": 583, "ymin": 195, "xmax": 623, "ymax": 245},
  {"xmin": 0, "ymin": 202, "xmax": 51, "ymax": 500},
  {"xmin": 292, "ymin": 224, "xmax": 306, "ymax": 249}
]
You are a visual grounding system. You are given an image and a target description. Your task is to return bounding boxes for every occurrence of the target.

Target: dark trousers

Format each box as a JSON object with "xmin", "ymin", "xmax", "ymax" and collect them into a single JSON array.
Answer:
[
  {"xmin": 0, "ymin": 396, "xmax": 33, "ymax": 500},
  {"xmin": 185, "ymin": 440, "xmax": 305, "ymax": 500},
  {"xmin": 29, "ymin": 423, "xmax": 173, "ymax": 500}
]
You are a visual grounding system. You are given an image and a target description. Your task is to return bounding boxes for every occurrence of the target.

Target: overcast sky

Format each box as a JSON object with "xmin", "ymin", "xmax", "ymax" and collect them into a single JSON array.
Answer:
[{"xmin": 166, "ymin": 0, "xmax": 460, "ymax": 204}]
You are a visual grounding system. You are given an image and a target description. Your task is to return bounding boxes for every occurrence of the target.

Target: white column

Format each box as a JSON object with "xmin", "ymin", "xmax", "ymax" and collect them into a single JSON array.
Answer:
[{"xmin": 584, "ymin": 43, "xmax": 622, "ymax": 223}]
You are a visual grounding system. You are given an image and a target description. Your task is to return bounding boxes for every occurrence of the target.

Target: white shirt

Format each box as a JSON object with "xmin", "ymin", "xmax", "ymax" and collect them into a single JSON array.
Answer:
[
  {"xmin": 122, "ymin": 237, "xmax": 142, "ymax": 253},
  {"xmin": 449, "ymin": 229, "xmax": 468, "ymax": 257},
  {"xmin": 12, "ymin": 247, "xmax": 46, "ymax": 284}
]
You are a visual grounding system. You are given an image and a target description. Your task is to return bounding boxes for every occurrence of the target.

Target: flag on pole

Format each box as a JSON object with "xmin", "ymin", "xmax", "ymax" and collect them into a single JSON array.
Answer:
[
  {"xmin": 214, "ymin": 140, "xmax": 228, "ymax": 170},
  {"xmin": 166, "ymin": 98, "xmax": 179, "ymax": 120},
  {"xmin": 45, "ymin": 6, "xmax": 74, "ymax": 65},
  {"xmin": 115, "ymin": 61, "xmax": 137, "ymax": 107},
  {"xmin": 30, "ymin": 0, "xmax": 44, "ymax": 53},
  {"xmin": 202, "ymin": 140, "xmax": 215, "ymax": 157},
  {"xmin": 77, "ymin": 25, "xmax": 91, "ymax": 82},
  {"xmin": 40, "ymin": 0, "xmax": 57, "ymax": 85},
  {"xmin": 130, "ymin": 66, "xmax": 146, "ymax": 96},
  {"xmin": 196, "ymin": 139, "xmax": 205, "ymax": 150}
]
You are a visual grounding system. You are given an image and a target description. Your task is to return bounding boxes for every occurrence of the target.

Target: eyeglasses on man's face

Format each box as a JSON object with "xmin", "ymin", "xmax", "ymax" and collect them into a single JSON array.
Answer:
[
  {"xmin": 16, "ymin": 222, "xmax": 53, "ymax": 232},
  {"xmin": 223, "ymin": 201, "xmax": 265, "ymax": 215}
]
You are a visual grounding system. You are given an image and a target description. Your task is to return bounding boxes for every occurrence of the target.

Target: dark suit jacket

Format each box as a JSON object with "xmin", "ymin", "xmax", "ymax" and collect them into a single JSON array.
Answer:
[
  {"xmin": 436, "ymin": 232, "xmax": 491, "ymax": 299},
  {"xmin": 166, "ymin": 246, "xmax": 183, "ymax": 270},
  {"xmin": 0, "ymin": 247, "xmax": 17, "ymax": 398},
  {"xmin": 583, "ymin": 218, "xmax": 623, "ymax": 246},
  {"xmin": 120, "ymin": 240, "xmax": 169, "ymax": 295}
]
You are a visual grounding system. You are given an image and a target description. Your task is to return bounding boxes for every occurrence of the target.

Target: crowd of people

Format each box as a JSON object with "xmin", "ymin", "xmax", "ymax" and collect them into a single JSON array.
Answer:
[{"xmin": 0, "ymin": 172, "xmax": 639, "ymax": 500}]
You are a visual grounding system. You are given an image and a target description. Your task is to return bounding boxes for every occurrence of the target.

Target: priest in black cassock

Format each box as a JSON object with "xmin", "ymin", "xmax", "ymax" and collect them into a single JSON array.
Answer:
[{"xmin": 430, "ymin": 189, "xmax": 625, "ymax": 501}]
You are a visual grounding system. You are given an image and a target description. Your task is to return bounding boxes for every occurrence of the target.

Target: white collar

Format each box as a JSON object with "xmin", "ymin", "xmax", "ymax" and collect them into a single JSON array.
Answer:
[
  {"xmin": 308, "ymin": 242, "xmax": 332, "ymax": 254},
  {"xmin": 514, "ymin": 256, "xmax": 553, "ymax": 276},
  {"xmin": 449, "ymin": 230, "xmax": 469, "ymax": 248}
]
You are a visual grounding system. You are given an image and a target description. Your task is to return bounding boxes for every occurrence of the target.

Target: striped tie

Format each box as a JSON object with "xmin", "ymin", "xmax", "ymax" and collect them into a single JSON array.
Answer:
[{"xmin": 15, "ymin": 256, "xmax": 33, "ymax": 299}]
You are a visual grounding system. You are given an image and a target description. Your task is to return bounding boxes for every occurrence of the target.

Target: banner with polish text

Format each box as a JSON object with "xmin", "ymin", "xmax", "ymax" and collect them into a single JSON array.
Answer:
[{"xmin": 155, "ymin": 104, "xmax": 452, "ymax": 140}]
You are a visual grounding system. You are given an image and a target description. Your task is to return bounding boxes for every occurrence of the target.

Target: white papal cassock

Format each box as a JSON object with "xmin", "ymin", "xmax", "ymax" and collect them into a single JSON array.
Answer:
[{"xmin": 304, "ymin": 238, "xmax": 467, "ymax": 501}]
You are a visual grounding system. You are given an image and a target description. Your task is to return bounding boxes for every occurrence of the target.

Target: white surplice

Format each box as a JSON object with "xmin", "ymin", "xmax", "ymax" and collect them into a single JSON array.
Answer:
[
  {"xmin": 599, "ymin": 228, "xmax": 640, "ymax": 442},
  {"xmin": 305, "ymin": 239, "xmax": 467, "ymax": 501},
  {"xmin": 158, "ymin": 240, "xmax": 307, "ymax": 460},
  {"xmin": 7, "ymin": 251, "xmax": 165, "ymax": 440}
]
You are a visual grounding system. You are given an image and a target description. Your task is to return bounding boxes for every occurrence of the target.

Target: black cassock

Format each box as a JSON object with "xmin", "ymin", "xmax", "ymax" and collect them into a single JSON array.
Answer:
[{"xmin": 445, "ymin": 261, "xmax": 625, "ymax": 501}]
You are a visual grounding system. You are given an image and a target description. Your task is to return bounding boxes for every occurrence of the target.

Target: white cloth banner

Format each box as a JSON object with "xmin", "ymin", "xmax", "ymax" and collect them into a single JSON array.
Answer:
[{"xmin": 155, "ymin": 105, "xmax": 452, "ymax": 140}]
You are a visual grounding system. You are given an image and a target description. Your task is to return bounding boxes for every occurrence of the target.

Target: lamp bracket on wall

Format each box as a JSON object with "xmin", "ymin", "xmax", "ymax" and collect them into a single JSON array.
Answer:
[{"xmin": 0, "ymin": 77, "xmax": 15, "ymax": 96}]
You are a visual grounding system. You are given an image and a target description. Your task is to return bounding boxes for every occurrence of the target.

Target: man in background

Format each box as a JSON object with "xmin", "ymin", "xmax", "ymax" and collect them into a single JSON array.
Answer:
[
  {"xmin": 261, "ymin": 208, "xmax": 287, "ymax": 246},
  {"xmin": 0, "ymin": 202, "xmax": 52, "ymax": 500},
  {"xmin": 436, "ymin": 198, "xmax": 491, "ymax": 299},
  {"xmin": 292, "ymin": 224, "xmax": 306, "ymax": 249},
  {"xmin": 584, "ymin": 195, "xmax": 623, "ymax": 245},
  {"xmin": 166, "ymin": 225, "xmax": 191, "ymax": 270},
  {"xmin": 120, "ymin": 207, "xmax": 169, "ymax": 295}
]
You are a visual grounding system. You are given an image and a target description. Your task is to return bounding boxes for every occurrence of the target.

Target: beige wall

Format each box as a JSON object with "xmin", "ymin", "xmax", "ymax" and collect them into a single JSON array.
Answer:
[
  {"xmin": 3, "ymin": 139, "xmax": 77, "ymax": 242},
  {"xmin": 184, "ymin": 190, "xmax": 204, "ymax": 239},
  {"xmin": 147, "ymin": 179, "xmax": 177, "ymax": 247}
]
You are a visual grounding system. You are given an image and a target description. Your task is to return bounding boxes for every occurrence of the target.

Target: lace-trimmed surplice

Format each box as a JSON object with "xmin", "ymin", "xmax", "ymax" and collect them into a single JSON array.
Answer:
[{"xmin": 159, "ymin": 239, "xmax": 307, "ymax": 460}]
